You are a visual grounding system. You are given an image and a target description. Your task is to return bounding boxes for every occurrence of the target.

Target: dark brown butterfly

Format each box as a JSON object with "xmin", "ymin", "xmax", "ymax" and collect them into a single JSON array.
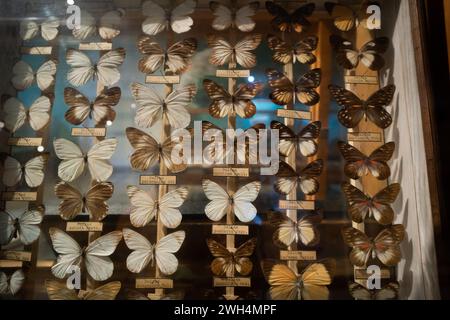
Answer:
[
  {"xmin": 329, "ymin": 84, "xmax": 395, "ymax": 129},
  {"xmin": 342, "ymin": 225, "xmax": 405, "ymax": 267},
  {"xmin": 338, "ymin": 141, "xmax": 395, "ymax": 180},
  {"xmin": 271, "ymin": 121, "xmax": 321, "ymax": 157},
  {"xmin": 275, "ymin": 160, "xmax": 323, "ymax": 196},
  {"xmin": 265, "ymin": 2, "xmax": 315, "ymax": 33},
  {"xmin": 342, "ymin": 182, "xmax": 400, "ymax": 225},
  {"xmin": 267, "ymin": 68, "xmax": 321, "ymax": 106},
  {"xmin": 330, "ymin": 34, "xmax": 389, "ymax": 70},
  {"xmin": 267, "ymin": 34, "xmax": 318, "ymax": 65},
  {"xmin": 349, "ymin": 282, "xmax": 399, "ymax": 300}
]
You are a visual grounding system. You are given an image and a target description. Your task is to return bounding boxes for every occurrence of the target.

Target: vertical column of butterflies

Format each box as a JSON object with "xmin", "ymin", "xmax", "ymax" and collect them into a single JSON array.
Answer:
[
  {"xmin": 0, "ymin": 15, "xmax": 60, "ymax": 298},
  {"xmin": 125, "ymin": 0, "xmax": 197, "ymax": 300},
  {"xmin": 262, "ymin": 1, "xmax": 335, "ymax": 300},
  {"xmin": 326, "ymin": 1, "xmax": 402, "ymax": 300},
  {"xmin": 202, "ymin": 0, "xmax": 263, "ymax": 300},
  {"xmin": 47, "ymin": 9, "xmax": 126, "ymax": 300}
]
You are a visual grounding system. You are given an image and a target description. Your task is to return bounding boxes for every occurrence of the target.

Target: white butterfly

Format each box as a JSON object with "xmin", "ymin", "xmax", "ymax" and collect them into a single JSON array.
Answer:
[
  {"xmin": 130, "ymin": 82, "xmax": 195, "ymax": 129},
  {"xmin": 123, "ymin": 228, "xmax": 185, "ymax": 275},
  {"xmin": 53, "ymin": 138, "xmax": 117, "ymax": 182},
  {"xmin": 210, "ymin": 1, "xmax": 259, "ymax": 32},
  {"xmin": 66, "ymin": 48, "xmax": 126, "ymax": 87},
  {"xmin": 11, "ymin": 60, "xmax": 57, "ymax": 91},
  {"xmin": 0, "ymin": 270, "xmax": 25, "ymax": 296},
  {"xmin": 127, "ymin": 186, "xmax": 188, "ymax": 228},
  {"xmin": 49, "ymin": 228, "xmax": 122, "ymax": 281},
  {"xmin": 202, "ymin": 179, "xmax": 261, "ymax": 222},
  {"xmin": 20, "ymin": 17, "xmax": 60, "ymax": 41},
  {"xmin": 73, "ymin": 9, "xmax": 125, "ymax": 41},
  {"xmin": 142, "ymin": 0, "xmax": 196, "ymax": 35},
  {"xmin": 2, "ymin": 96, "xmax": 51, "ymax": 132},
  {"xmin": 0, "ymin": 209, "xmax": 43, "ymax": 245},
  {"xmin": 2, "ymin": 155, "xmax": 47, "ymax": 188}
]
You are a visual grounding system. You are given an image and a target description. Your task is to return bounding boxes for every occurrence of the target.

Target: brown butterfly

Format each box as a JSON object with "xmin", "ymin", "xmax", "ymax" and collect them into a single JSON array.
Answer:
[
  {"xmin": 203, "ymin": 79, "xmax": 263, "ymax": 119},
  {"xmin": 330, "ymin": 34, "xmax": 389, "ymax": 70},
  {"xmin": 137, "ymin": 36, "xmax": 197, "ymax": 74},
  {"xmin": 206, "ymin": 238, "xmax": 257, "ymax": 276},
  {"xmin": 329, "ymin": 84, "xmax": 395, "ymax": 129},
  {"xmin": 338, "ymin": 141, "xmax": 395, "ymax": 180},
  {"xmin": 342, "ymin": 182, "xmax": 400, "ymax": 225},
  {"xmin": 267, "ymin": 68, "xmax": 321, "ymax": 106},
  {"xmin": 275, "ymin": 160, "xmax": 323, "ymax": 196},
  {"xmin": 349, "ymin": 282, "xmax": 399, "ymax": 300},
  {"xmin": 265, "ymin": 2, "xmax": 315, "ymax": 33},
  {"xmin": 54, "ymin": 181, "xmax": 113, "ymax": 221},
  {"xmin": 46, "ymin": 280, "xmax": 121, "ymax": 300},
  {"xmin": 271, "ymin": 121, "xmax": 321, "ymax": 157},
  {"xmin": 267, "ymin": 34, "xmax": 318, "ymax": 65},
  {"xmin": 342, "ymin": 225, "xmax": 405, "ymax": 267},
  {"xmin": 64, "ymin": 87, "xmax": 121, "ymax": 126}
]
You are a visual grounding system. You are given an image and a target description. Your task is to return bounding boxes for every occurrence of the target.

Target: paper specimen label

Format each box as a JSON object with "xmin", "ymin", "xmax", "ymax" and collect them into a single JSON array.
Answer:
[
  {"xmin": 140, "ymin": 175, "xmax": 177, "ymax": 185},
  {"xmin": 1, "ymin": 251, "xmax": 32, "ymax": 262},
  {"xmin": 8, "ymin": 137, "xmax": 42, "ymax": 147},
  {"xmin": 146, "ymin": 75, "xmax": 180, "ymax": 84},
  {"xmin": 213, "ymin": 167, "xmax": 249, "ymax": 177},
  {"xmin": 136, "ymin": 278, "xmax": 174, "ymax": 289},
  {"xmin": 280, "ymin": 250, "xmax": 317, "ymax": 261},
  {"xmin": 21, "ymin": 46, "xmax": 52, "ymax": 55},
  {"xmin": 344, "ymin": 75, "xmax": 379, "ymax": 85},
  {"xmin": 354, "ymin": 268, "xmax": 391, "ymax": 280},
  {"xmin": 71, "ymin": 127, "xmax": 106, "ymax": 137},
  {"xmin": 212, "ymin": 224, "xmax": 249, "ymax": 235},
  {"xmin": 0, "ymin": 260, "xmax": 23, "ymax": 268},
  {"xmin": 66, "ymin": 222, "xmax": 103, "ymax": 232},
  {"xmin": 276, "ymin": 109, "xmax": 312, "ymax": 120},
  {"xmin": 213, "ymin": 277, "xmax": 251, "ymax": 287},
  {"xmin": 2, "ymin": 192, "xmax": 37, "ymax": 201},
  {"xmin": 79, "ymin": 42, "xmax": 112, "ymax": 51},
  {"xmin": 216, "ymin": 70, "xmax": 250, "ymax": 78},
  {"xmin": 279, "ymin": 200, "xmax": 315, "ymax": 210},
  {"xmin": 347, "ymin": 132, "xmax": 382, "ymax": 142}
]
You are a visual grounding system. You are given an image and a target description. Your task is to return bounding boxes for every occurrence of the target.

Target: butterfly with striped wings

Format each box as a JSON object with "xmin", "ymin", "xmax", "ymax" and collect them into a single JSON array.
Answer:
[
  {"xmin": 265, "ymin": 2, "xmax": 315, "ymax": 33},
  {"xmin": 271, "ymin": 121, "xmax": 321, "ymax": 158},
  {"xmin": 275, "ymin": 160, "xmax": 323, "ymax": 196},
  {"xmin": 267, "ymin": 34, "xmax": 318, "ymax": 65}
]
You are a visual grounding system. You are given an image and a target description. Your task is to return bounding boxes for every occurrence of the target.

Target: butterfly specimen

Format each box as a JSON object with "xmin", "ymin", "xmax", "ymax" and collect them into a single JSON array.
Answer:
[
  {"xmin": 53, "ymin": 138, "xmax": 118, "ymax": 182},
  {"xmin": 20, "ymin": 16, "xmax": 60, "ymax": 41},
  {"xmin": 11, "ymin": 60, "xmax": 57, "ymax": 91},
  {"xmin": 64, "ymin": 87, "xmax": 121, "ymax": 126},
  {"xmin": 267, "ymin": 34, "xmax": 318, "ymax": 65},
  {"xmin": 2, "ymin": 96, "xmax": 51, "ymax": 132},
  {"xmin": 262, "ymin": 259, "xmax": 335, "ymax": 300},
  {"xmin": 0, "ymin": 270, "xmax": 25, "ymax": 296},
  {"xmin": 66, "ymin": 48, "xmax": 126, "ymax": 87},
  {"xmin": 342, "ymin": 182, "xmax": 400, "ymax": 225},
  {"xmin": 54, "ymin": 182, "xmax": 114, "ymax": 221},
  {"xmin": 202, "ymin": 179, "xmax": 261, "ymax": 222},
  {"xmin": 46, "ymin": 280, "xmax": 121, "ymax": 300},
  {"xmin": 142, "ymin": 0, "xmax": 196, "ymax": 35},
  {"xmin": 265, "ymin": 2, "xmax": 315, "ymax": 33},
  {"xmin": 123, "ymin": 228, "xmax": 185, "ymax": 275},
  {"xmin": 210, "ymin": 1, "xmax": 259, "ymax": 32},
  {"xmin": 342, "ymin": 225, "xmax": 405, "ymax": 267},
  {"xmin": 330, "ymin": 35, "xmax": 389, "ymax": 71},
  {"xmin": 127, "ymin": 185, "xmax": 188, "ymax": 228},
  {"xmin": 130, "ymin": 83, "xmax": 195, "ymax": 129},
  {"xmin": 329, "ymin": 84, "xmax": 395, "ymax": 129},
  {"xmin": 126, "ymin": 127, "xmax": 187, "ymax": 173},
  {"xmin": 349, "ymin": 282, "xmax": 399, "ymax": 300},
  {"xmin": 2, "ymin": 155, "xmax": 47, "ymax": 188},
  {"xmin": 269, "ymin": 211, "xmax": 322, "ymax": 248},
  {"xmin": 325, "ymin": 2, "xmax": 369, "ymax": 32},
  {"xmin": 138, "ymin": 37, "xmax": 197, "ymax": 75},
  {"xmin": 270, "ymin": 121, "xmax": 321, "ymax": 158},
  {"xmin": 0, "ymin": 208, "xmax": 43, "ymax": 245},
  {"xmin": 207, "ymin": 34, "xmax": 262, "ymax": 69},
  {"xmin": 206, "ymin": 238, "xmax": 257, "ymax": 276},
  {"xmin": 338, "ymin": 141, "xmax": 395, "ymax": 180},
  {"xmin": 266, "ymin": 68, "xmax": 321, "ymax": 106},
  {"xmin": 275, "ymin": 160, "xmax": 323, "ymax": 196},
  {"xmin": 203, "ymin": 79, "xmax": 263, "ymax": 119},
  {"xmin": 73, "ymin": 9, "xmax": 125, "ymax": 40},
  {"xmin": 49, "ymin": 228, "xmax": 122, "ymax": 281}
]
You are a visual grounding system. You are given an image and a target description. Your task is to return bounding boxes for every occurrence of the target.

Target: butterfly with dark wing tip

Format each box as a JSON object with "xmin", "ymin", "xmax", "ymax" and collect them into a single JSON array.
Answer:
[
  {"xmin": 329, "ymin": 84, "xmax": 395, "ymax": 129},
  {"xmin": 275, "ymin": 160, "xmax": 323, "ymax": 196},
  {"xmin": 210, "ymin": 1, "xmax": 260, "ymax": 32},
  {"xmin": 342, "ymin": 182, "xmax": 400, "ymax": 225},
  {"xmin": 271, "ymin": 121, "xmax": 321, "ymax": 158},
  {"xmin": 349, "ymin": 282, "xmax": 399, "ymax": 300},
  {"xmin": 265, "ymin": 2, "xmax": 315, "ymax": 33},
  {"xmin": 267, "ymin": 34, "xmax": 318, "ymax": 65}
]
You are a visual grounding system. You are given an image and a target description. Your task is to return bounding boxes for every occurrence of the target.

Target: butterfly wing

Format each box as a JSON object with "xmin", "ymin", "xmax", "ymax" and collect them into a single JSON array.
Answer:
[
  {"xmin": 297, "ymin": 121, "xmax": 321, "ymax": 157},
  {"xmin": 159, "ymin": 187, "xmax": 188, "ymax": 229},
  {"xmin": 366, "ymin": 142, "xmax": 395, "ymax": 180},
  {"xmin": 66, "ymin": 49, "xmax": 94, "ymax": 87},
  {"xmin": 126, "ymin": 127, "xmax": 160, "ymax": 171},
  {"xmin": 165, "ymin": 38, "xmax": 197, "ymax": 74},
  {"xmin": 270, "ymin": 121, "xmax": 296, "ymax": 157},
  {"xmin": 36, "ymin": 60, "xmax": 57, "ymax": 91},
  {"xmin": 155, "ymin": 230, "xmax": 185, "ymax": 275},
  {"xmin": 348, "ymin": 282, "xmax": 373, "ymax": 300},
  {"xmin": 338, "ymin": 141, "xmax": 368, "ymax": 180},
  {"xmin": 234, "ymin": 34, "xmax": 262, "ymax": 68},
  {"xmin": 329, "ymin": 85, "xmax": 365, "ymax": 128},
  {"xmin": 83, "ymin": 281, "xmax": 122, "ymax": 300},
  {"xmin": 127, "ymin": 186, "xmax": 157, "ymax": 227},
  {"xmin": 275, "ymin": 161, "xmax": 299, "ymax": 195},
  {"xmin": 342, "ymin": 182, "xmax": 370, "ymax": 223},
  {"xmin": 262, "ymin": 261, "xmax": 300, "ymax": 300},
  {"xmin": 360, "ymin": 37, "xmax": 390, "ymax": 70},
  {"xmin": 301, "ymin": 260, "xmax": 334, "ymax": 300},
  {"xmin": 96, "ymin": 48, "xmax": 126, "ymax": 86},
  {"xmin": 232, "ymin": 82, "xmax": 263, "ymax": 118},
  {"xmin": 206, "ymin": 238, "xmax": 233, "ymax": 276},
  {"xmin": 297, "ymin": 213, "xmax": 322, "ymax": 247},
  {"xmin": 290, "ymin": 3, "xmax": 315, "ymax": 33},
  {"xmin": 330, "ymin": 35, "xmax": 359, "ymax": 69},
  {"xmin": 2, "ymin": 156, "xmax": 22, "ymax": 187},
  {"xmin": 365, "ymin": 85, "xmax": 395, "ymax": 129},
  {"xmin": 266, "ymin": 68, "xmax": 294, "ymax": 105},
  {"xmin": 8, "ymin": 270, "xmax": 25, "ymax": 295},
  {"xmin": 99, "ymin": 10, "xmax": 124, "ymax": 40},
  {"xmin": 3, "ymin": 97, "xmax": 27, "ymax": 132},
  {"xmin": 18, "ymin": 209, "xmax": 42, "ymax": 245},
  {"xmin": 54, "ymin": 182, "xmax": 83, "ymax": 221},
  {"xmin": 28, "ymin": 95, "xmax": 51, "ymax": 131},
  {"xmin": 91, "ymin": 87, "xmax": 121, "ymax": 125},
  {"xmin": 142, "ymin": 0, "xmax": 167, "ymax": 35},
  {"xmin": 203, "ymin": 179, "xmax": 230, "ymax": 221},
  {"xmin": 207, "ymin": 35, "xmax": 234, "ymax": 66},
  {"xmin": 371, "ymin": 183, "xmax": 400, "ymax": 225},
  {"xmin": 342, "ymin": 227, "xmax": 372, "ymax": 267},
  {"xmin": 298, "ymin": 159, "xmax": 323, "ymax": 195},
  {"xmin": 232, "ymin": 181, "xmax": 261, "ymax": 222},
  {"xmin": 203, "ymin": 79, "xmax": 233, "ymax": 119},
  {"xmin": 20, "ymin": 20, "xmax": 39, "ymax": 40},
  {"xmin": 164, "ymin": 84, "xmax": 196, "ymax": 129},
  {"xmin": 24, "ymin": 154, "xmax": 47, "ymax": 187},
  {"xmin": 73, "ymin": 10, "xmax": 96, "ymax": 40},
  {"xmin": 265, "ymin": 2, "xmax": 291, "ymax": 33},
  {"xmin": 267, "ymin": 34, "xmax": 293, "ymax": 65},
  {"xmin": 234, "ymin": 238, "xmax": 257, "ymax": 275},
  {"xmin": 296, "ymin": 68, "xmax": 321, "ymax": 106},
  {"xmin": 271, "ymin": 213, "xmax": 297, "ymax": 247},
  {"xmin": 0, "ymin": 212, "xmax": 14, "ymax": 245},
  {"xmin": 325, "ymin": 2, "xmax": 356, "ymax": 32},
  {"xmin": 12, "ymin": 61, "xmax": 34, "ymax": 90},
  {"xmin": 210, "ymin": 1, "xmax": 232, "ymax": 31},
  {"xmin": 137, "ymin": 37, "xmax": 164, "ymax": 74},
  {"xmin": 131, "ymin": 82, "xmax": 166, "ymax": 128},
  {"xmin": 87, "ymin": 138, "xmax": 117, "ymax": 182},
  {"xmin": 64, "ymin": 87, "xmax": 91, "ymax": 125},
  {"xmin": 294, "ymin": 36, "xmax": 318, "ymax": 64},
  {"xmin": 49, "ymin": 228, "xmax": 82, "ymax": 279},
  {"xmin": 54, "ymin": 139, "xmax": 85, "ymax": 182},
  {"xmin": 375, "ymin": 282, "xmax": 400, "ymax": 300},
  {"xmin": 45, "ymin": 280, "xmax": 79, "ymax": 300},
  {"xmin": 123, "ymin": 228, "xmax": 154, "ymax": 273},
  {"xmin": 373, "ymin": 225, "xmax": 405, "ymax": 266},
  {"xmin": 170, "ymin": 0, "xmax": 196, "ymax": 34},
  {"xmin": 235, "ymin": 2, "xmax": 259, "ymax": 32},
  {"xmin": 85, "ymin": 182, "xmax": 114, "ymax": 221},
  {"xmin": 41, "ymin": 17, "xmax": 60, "ymax": 41}
]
